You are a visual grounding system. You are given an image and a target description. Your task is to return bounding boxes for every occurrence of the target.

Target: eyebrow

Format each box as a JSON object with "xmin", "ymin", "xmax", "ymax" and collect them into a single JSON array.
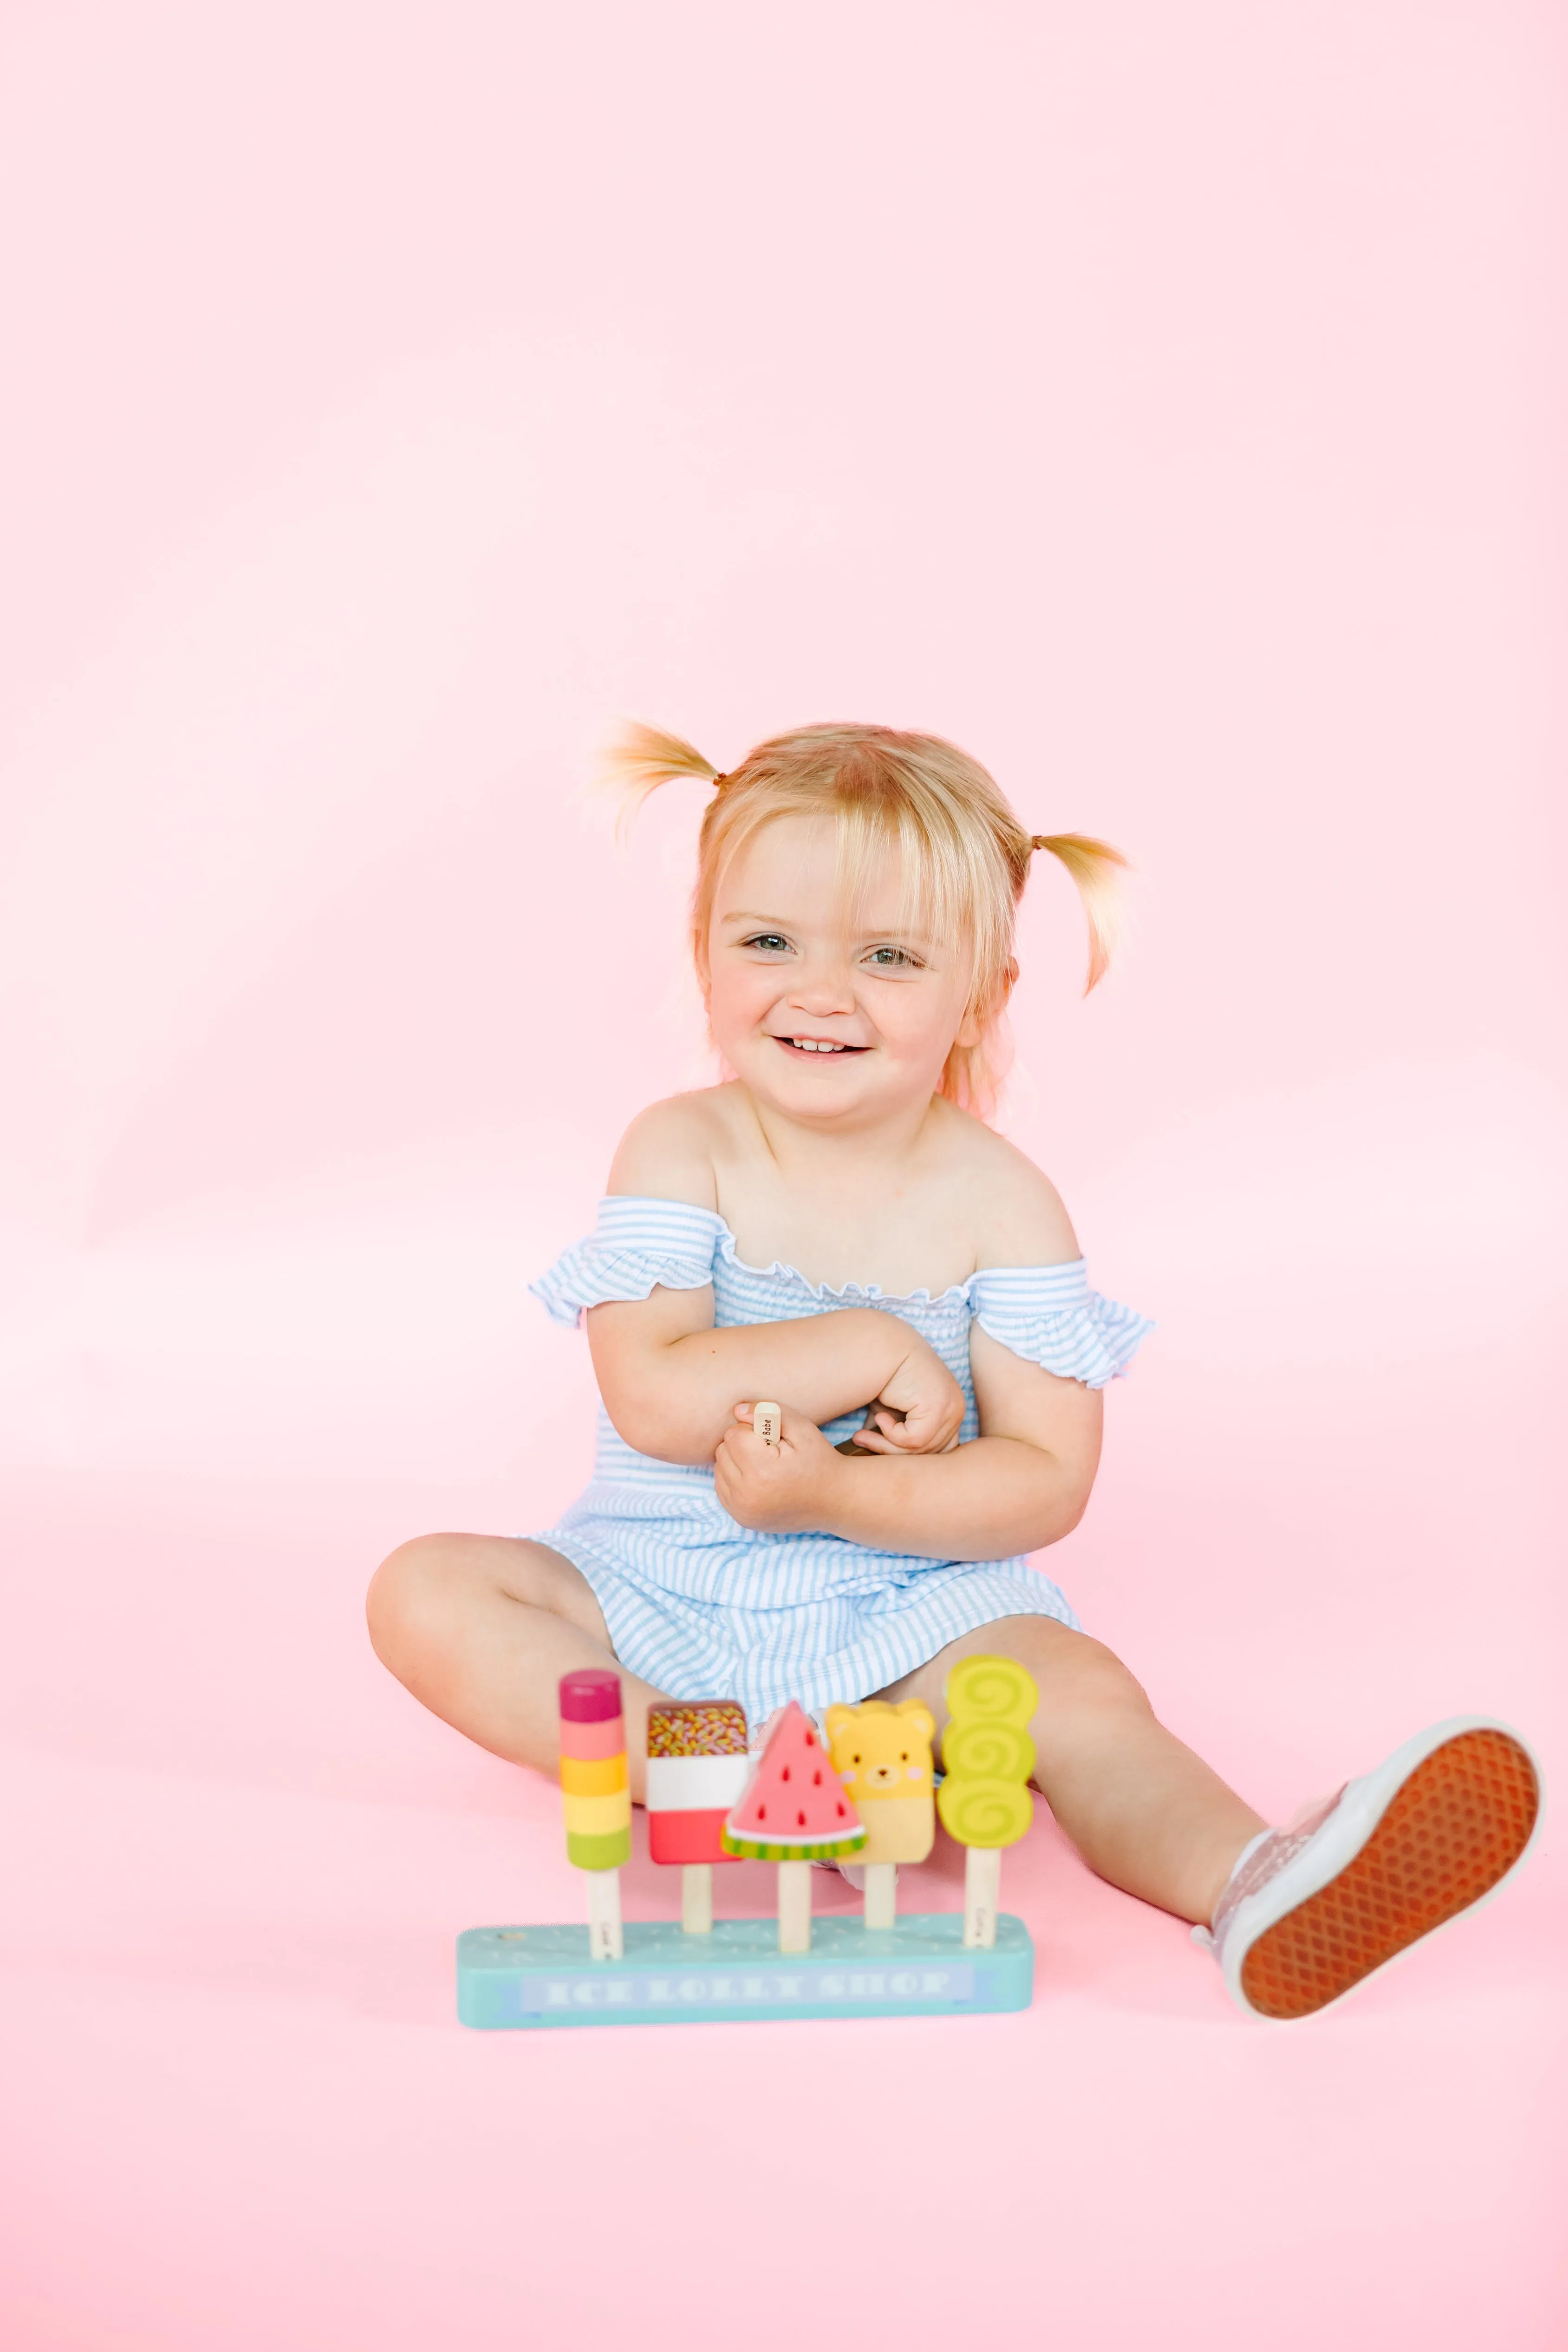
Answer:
[{"xmin": 721, "ymin": 910, "xmax": 936, "ymax": 946}]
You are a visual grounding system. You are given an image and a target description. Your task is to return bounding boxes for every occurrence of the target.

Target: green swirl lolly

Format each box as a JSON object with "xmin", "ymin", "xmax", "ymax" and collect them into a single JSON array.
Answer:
[
  {"xmin": 937, "ymin": 1774, "xmax": 1033, "ymax": 1849},
  {"xmin": 942, "ymin": 1719, "xmax": 1036, "ymax": 1787},
  {"xmin": 945, "ymin": 1654, "xmax": 1037, "ymax": 1728},
  {"xmin": 939, "ymin": 1655, "xmax": 1039, "ymax": 1950}
]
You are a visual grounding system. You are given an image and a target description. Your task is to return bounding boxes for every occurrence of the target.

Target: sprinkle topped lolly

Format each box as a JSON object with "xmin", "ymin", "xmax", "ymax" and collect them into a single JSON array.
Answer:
[
  {"xmin": 936, "ymin": 1655, "xmax": 1039, "ymax": 1948},
  {"xmin": 723, "ymin": 1701, "xmax": 865, "ymax": 1954},
  {"xmin": 647, "ymin": 1698, "xmax": 750, "ymax": 1935},
  {"xmin": 559, "ymin": 1668, "xmax": 631, "ymax": 1959}
]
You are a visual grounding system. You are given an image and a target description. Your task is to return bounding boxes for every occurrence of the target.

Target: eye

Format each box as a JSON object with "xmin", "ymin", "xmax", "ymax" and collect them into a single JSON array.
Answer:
[
  {"xmin": 742, "ymin": 932, "xmax": 792, "ymax": 954},
  {"xmin": 864, "ymin": 945, "xmax": 920, "ymax": 970}
]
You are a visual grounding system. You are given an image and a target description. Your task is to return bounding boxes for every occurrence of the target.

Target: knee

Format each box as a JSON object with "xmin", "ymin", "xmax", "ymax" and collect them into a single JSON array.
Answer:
[
  {"xmin": 1040, "ymin": 1635, "xmax": 1153, "ymax": 1736},
  {"xmin": 366, "ymin": 1535, "xmax": 454, "ymax": 1676}
]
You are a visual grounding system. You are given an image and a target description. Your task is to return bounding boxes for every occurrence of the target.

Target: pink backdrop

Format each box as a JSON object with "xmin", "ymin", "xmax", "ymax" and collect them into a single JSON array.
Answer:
[{"xmin": 2, "ymin": 4, "xmax": 1565, "ymax": 2345}]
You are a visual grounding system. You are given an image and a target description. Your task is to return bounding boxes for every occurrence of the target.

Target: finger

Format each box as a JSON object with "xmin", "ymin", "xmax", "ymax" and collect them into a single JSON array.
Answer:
[{"xmin": 874, "ymin": 1408, "xmax": 928, "ymax": 1445}]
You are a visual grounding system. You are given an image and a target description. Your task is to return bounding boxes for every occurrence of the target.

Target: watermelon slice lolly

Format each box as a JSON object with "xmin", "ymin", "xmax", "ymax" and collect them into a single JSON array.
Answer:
[
  {"xmin": 722, "ymin": 1702, "xmax": 865, "ymax": 1955},
  {"xmin": 722, "ymin": 1703, "xmax": 867, "ymax": 1861}
]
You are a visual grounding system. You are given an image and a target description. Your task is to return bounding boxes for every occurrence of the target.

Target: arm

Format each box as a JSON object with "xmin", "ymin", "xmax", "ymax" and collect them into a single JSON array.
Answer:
[
  {"xmin": 713, "ymin": 1325, "xmax": 1102, "ymax": 1559},
  {"xmin": 584, "ymin": 1096, "xmax": 964, "ymax": 1466},
  {"xmin": 713, "ymin": 1145, "xmax": 1103, "ymax": 1557},
  {"xmin": 586, "ymin": 1287, "xmax": 963, "ymax": 1467}
]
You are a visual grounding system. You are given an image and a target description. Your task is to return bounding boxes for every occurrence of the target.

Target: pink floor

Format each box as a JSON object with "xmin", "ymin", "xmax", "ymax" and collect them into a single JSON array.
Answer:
[
  {"xmin": 4, "ymin": 2, "xmax": 1566, "ymax": 2344},
  {"xmin": 3, "ymin": 1451, "xmax": 1563, "ymax": 2350}
]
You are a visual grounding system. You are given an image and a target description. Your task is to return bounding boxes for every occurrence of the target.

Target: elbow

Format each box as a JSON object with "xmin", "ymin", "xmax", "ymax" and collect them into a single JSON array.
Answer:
[
  {"xmin": 600, "ymin": 1394, "xmax": 713, "ymax": 1468},
  {"xmin": 1015, "ymin": 1465, "xmax": 1094, "ymax": 1554},
  {"xmin": 1054, "ymin": 1476, "xmax": 1094, "ymax": 1540}
]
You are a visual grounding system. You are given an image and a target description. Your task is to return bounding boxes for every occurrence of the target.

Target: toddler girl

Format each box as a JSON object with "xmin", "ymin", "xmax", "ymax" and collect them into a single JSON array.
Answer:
[{"xmin": 369, "ymin": 721, "xmax": 1539, "ymax": 2020}]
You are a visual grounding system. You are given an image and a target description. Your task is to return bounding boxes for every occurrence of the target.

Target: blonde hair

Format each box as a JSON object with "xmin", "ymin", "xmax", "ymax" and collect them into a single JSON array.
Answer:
[{"xmin": 605, "ymin": 719, "xmax": 1128, "ymax": 1115}]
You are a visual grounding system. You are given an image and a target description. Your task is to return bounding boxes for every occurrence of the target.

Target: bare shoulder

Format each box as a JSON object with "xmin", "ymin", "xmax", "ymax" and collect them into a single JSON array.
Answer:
[
  {"xmin": 936, "ymin": 1108, "xmax": 1081, "ymax": 1269},
  {"xmin": 604, "ymin": 1089, "xmax": 729, "ymax": 1208}
]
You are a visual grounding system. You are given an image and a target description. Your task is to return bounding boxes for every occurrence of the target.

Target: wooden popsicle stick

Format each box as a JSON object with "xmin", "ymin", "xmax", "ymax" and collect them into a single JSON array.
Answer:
[
  {"xmin": 777, "ymin": 1860, "xmax": 812, "ymax": 1953},
  {"xmin": 586, "ymin": 1867, "xmax": 624, "ymax": 1961},
  {"xmin": 754, "ymin": 1401, "xmax": 782, "ymax": 1446},
  {"xmin": 963, "ymin": 1845, "xmax": 1001, "ymax": 1949},
  {"xmin": 863, "ymin": 1861, "xmax": 898, "ymax": 1932},
  {"xmin": 681, "ymin": 1862, "xmax": 714, "ymax": 1935}
]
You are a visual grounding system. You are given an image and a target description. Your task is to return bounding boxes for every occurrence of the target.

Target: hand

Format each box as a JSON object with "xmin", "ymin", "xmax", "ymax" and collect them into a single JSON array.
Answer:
[
  {"xmin": 714, "ymin": 1404, "xmax": 847, "ymax": 1534},
  {"xmin": 851, "ymin": 1334, "xmax": 965, "ymax": 1456}
]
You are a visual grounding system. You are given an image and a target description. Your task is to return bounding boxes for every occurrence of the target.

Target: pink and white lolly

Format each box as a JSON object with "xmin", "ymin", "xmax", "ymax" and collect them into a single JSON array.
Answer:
[{"xmin": 646, "ymin": 1700, "xmax": 750, "ymax": 1865}]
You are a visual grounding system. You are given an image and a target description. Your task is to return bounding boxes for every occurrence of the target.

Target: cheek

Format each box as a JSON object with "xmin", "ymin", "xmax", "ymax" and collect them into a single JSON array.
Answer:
[
  {"xmin": 706, "ymin": 962, "xmax": 777, "ymax": 1036},
  {"xmin": 876, "ymin": 986, "xmax": 967, "ymax": 1060}
]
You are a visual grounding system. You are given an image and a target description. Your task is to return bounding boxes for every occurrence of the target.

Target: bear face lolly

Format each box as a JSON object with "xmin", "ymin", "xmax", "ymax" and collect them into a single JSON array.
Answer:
[{"xmin": 825, "ymin": 1699, "xmax": 937, "ymax": 1930}]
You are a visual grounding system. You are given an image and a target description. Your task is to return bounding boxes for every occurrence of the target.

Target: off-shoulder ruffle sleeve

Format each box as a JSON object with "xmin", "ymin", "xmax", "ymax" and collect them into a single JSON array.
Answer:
[
  {"xmin": 968, "ymin": 1259, "xmax": 1153, "ymax": 1389},
  {"xmin": 530, "ymin": 1195, "xmax": 724, "ymax": 1329}
]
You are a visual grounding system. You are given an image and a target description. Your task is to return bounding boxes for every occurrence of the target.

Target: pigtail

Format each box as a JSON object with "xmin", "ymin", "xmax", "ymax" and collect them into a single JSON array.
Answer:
[
  {"xmin": 601, "ymin": 721, "xmax": 722, "ymax": 838},
  {"xmin": 1030, "ymin": 833, "xmax": 1129, "ymax": 993}
]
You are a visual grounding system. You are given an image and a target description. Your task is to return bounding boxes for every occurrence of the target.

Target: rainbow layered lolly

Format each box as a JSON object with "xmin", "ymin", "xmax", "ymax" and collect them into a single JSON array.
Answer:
[{"xmin": 559, "ymin": 1669, "xmax": 630, "ymax": 1958}]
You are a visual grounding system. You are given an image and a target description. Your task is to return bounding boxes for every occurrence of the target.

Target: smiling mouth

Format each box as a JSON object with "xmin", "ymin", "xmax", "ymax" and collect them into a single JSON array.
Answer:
[{"xmin": 773, "ymin": 1036, "xmax": 868, "ymax": 1056}]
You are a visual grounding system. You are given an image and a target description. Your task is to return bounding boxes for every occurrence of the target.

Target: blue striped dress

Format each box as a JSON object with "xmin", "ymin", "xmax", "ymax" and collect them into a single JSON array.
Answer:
[{"xmin": 530, "ymin": 1195, "xmax": 1152, "ymax": 1721}]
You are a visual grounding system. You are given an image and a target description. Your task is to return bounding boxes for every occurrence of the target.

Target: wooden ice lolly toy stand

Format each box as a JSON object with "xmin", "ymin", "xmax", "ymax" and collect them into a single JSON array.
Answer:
[{"xmin": 456, "ymin": 1660, "xmax": 1037, "ymax": 2027}]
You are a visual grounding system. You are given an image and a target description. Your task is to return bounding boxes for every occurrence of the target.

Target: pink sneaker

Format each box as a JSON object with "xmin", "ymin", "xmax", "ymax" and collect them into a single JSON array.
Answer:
[{"xmin": 1198, "ymin": 1718, "xmax": 1541, "ymax": 2021}]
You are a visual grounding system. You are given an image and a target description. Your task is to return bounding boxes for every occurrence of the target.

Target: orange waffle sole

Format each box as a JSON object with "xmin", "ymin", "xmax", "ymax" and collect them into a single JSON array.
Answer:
[{"xmin": 1239, "ymin": 1727, "xmax": 1540, "ymax": 2021}]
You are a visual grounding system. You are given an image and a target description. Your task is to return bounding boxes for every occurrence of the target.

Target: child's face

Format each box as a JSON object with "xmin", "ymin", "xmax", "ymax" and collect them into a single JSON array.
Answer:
[{"xmin": 705, "ymin": 814, "xmax": 978, "ymax": 1128}]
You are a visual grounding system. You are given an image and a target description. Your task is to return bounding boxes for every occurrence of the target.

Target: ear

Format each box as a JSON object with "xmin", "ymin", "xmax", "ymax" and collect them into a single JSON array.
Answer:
[
  {"xmin": 897, "ymin": 1702, "xmax": 937, "ymax": 1746},
  {"xmin": 823, "ymin": 1707, "xmax": 854, "ymax": 1746}
]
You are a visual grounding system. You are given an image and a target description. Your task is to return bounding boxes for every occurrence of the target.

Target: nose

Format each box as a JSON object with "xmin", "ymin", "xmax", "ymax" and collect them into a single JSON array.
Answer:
[
  {"xmin": 864, "ymin": 1763, "xmax": 899, "ymax": 1789},
  {"xmin": 786, "ymin": 954, "xmax": 856, "ymax": 1016}
]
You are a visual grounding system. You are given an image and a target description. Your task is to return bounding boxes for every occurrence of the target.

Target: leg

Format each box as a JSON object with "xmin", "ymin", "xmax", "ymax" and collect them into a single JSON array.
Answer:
[
  {"xmin": 366, "ymin": 1534, "xmax": 672, "ymax": 1799},
  {"xmin": 875, "ymin": 1616, "xmax": 1264, "ymax": 1925}
]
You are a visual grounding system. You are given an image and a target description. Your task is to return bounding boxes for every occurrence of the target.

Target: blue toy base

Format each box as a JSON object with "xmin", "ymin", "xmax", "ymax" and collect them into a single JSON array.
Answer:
[{"xmin": 457, "ymin": 1912, "xmax": 1034, "ymax": 2027}]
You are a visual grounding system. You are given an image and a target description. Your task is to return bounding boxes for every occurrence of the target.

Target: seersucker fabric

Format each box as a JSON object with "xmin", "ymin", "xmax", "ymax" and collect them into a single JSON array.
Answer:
[{"xmin": 528, "ymin": 1194, "xmax": 1152, "ymax": 1721}]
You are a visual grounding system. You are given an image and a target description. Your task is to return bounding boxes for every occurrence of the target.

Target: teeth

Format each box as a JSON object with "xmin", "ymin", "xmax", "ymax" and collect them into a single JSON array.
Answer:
[{"xmin": 790, "ymin": 1038, "xmax": 846, "ymax": 1052}]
